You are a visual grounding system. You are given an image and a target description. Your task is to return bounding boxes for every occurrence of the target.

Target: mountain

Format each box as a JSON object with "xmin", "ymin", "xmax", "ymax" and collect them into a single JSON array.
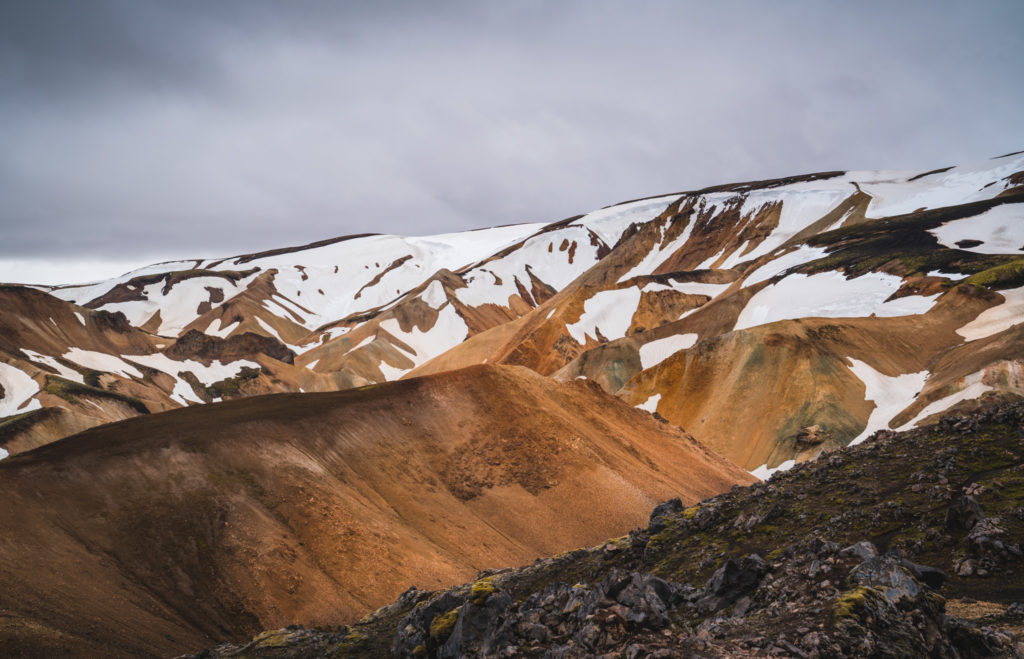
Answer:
[
  {"xmin": 2, "ymin": 153, "xmax": 1022, "ymax": 471},
  {"xmin": 1, "ymin": 151, "xmax": 1023, "ymax": 656},
  {"xmin": 183, "ymin": 401, "xmax": 1024, "ymax": 658},
  {"xmin": 0, "ymin": 364, "xmax": 751, "ymax": 657}
]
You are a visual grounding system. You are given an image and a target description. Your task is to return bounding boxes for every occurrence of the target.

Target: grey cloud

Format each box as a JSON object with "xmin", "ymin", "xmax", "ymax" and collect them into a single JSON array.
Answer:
[{"xmin": 0, "ymin": 0, "xmax": 1022, "ymax": 263}]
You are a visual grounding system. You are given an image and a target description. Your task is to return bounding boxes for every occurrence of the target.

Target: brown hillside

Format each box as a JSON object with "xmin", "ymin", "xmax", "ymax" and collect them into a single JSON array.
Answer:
[{"xmin": 0, "ymin": 364, "xmax": 751, "ymax": 658}]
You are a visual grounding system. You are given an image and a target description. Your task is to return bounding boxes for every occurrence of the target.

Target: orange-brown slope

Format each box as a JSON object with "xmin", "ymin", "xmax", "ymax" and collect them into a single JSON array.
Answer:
[
  {"xmin": 0, "ymin": 363, "xmax": 751, "ymax": 658},
  {"xmin": 617, "ymin": 284, "xmax": 1004, "ymax": 470}
]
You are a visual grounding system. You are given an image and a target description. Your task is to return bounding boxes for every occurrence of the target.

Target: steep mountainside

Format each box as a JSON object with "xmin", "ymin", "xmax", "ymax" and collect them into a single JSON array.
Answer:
[
  {"xmin": 0, "ymin": 364, "xmax": 751, "ymax": 657},
  {"xmin": 2, "ymin": 153, "xmax": 1022, "ymax": 466},
  {"xmin": 187, "ymin": 401, "xmax": 1024, "ymax": 658}
]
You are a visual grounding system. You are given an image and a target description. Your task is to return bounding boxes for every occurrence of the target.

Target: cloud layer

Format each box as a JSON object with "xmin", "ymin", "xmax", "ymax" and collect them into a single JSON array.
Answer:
[{"xmin": 1, "ymin": 0, "xmax": 1022, "ymax": 279}]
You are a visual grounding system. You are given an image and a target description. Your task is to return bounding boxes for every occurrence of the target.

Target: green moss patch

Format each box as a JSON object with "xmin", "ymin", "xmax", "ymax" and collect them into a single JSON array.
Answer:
[
  {"xmin": 429, "ymin": 607, "xmax": 460, "ymax": 643},
  {"xmin": 44, "ymin": 375, "xmax": 149, "ymax": 414}
]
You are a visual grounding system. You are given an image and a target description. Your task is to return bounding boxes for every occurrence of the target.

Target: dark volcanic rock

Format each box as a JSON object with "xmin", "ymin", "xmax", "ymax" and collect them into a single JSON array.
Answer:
[
  {"xmin": 697, "ymin": 553, "xmax": 767, "ymax": 612},
  {"xmin": 165, "ymin": 329, "xmax": 296, "ymax": 365}
]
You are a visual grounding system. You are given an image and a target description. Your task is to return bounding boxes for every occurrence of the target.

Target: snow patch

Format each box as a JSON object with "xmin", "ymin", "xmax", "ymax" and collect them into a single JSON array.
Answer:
[
  {"xmin": 345, "ymin": 334, "xmax": 376, "ymax": 354},
  {"xmin": 0, "ymin": 362, "xmax": 42, "ymax": 417},
  {"xmin": 955, "ymin": 286, "xmax": 1024, "ymax": 341},
  {"xmin": 641, "ymin": 280, "xmax": 731, "ymax": 298},
  {"xmin": 751, "ymin": 459, "xmax": 795, "ymax": 481},
  {"xmin": 123, "ymin": 353, "xmax": 260, "ymax": 386},
  {"xmin": 377, "ymin": 361, "xmax": 408, "ymax": 381},
  {"xmin": 420, "ymin": 280, "xmax": 448, "ymax": 309},
  {"xmin": 638, "ymin": 334, "xmax": 698, "ymax": 370},
  {"xmin": 847, "ymin": 359, "xmax": 928, "ymax": 445},
  {"xmin": 617, "ymin": 218, "xmax": 696, "ymax": 283},
  {"xmin": 860, "ymin": 154, "xmax": 1024, "ymax": 219},
  {"xmin": 734, "ymin": 271, "xmax": 938, "ymax": 331},
  {"xmin": 744, "ymin": 245, "xmax": 829, "ymax": 286},
  {"xmin": 565, "ymin": 288, "xmax": 643, "ymax": 344},
  {"xmin": 206, "ymin": 318, "xmax": 240, "ymax": 338},
  {"xmin": 897, "ymin": 371, "xmax": 993, "ymax": 431},
  {"xmin": 456, "ymin": 226, "xmax": 601, "ymax": 308},
  {"xmin": 378, "ymin": 305, "xmax": 469, "ymax": 370},
  {"xmin": 738, "ymin": 188, "xmax": 850, "ymax": 263},
  {"xmin": 926, "ymin": 270, "xmax": 968, "ymax": 280},
  {"xmin": 73, "ymin": 311, "xmax": 86, "ymax": 325},
  {"xmin": 929, "ymin": 202, "xmax": 1024, "ymax": 255},
  {"xmin": 63, "ymin": 348, "xmax": 143, "ymax": 379},
  {"xmin": 573, "ymin": 195, "xmax": 679, "ymax": 246},
  {"xmin": 636, "ymin": 393, "xmax": 661, "ymax": 413},
  {"xmin": 20, "ymin": 349, "xmax": 85, "ymax": 383}
]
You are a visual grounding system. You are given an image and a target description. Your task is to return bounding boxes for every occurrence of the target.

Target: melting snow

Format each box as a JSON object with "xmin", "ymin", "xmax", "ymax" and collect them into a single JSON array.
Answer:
[
  {"xmin": 565, "ymin": 288, "xmax": 643, "ymax": 344},
  {"xmin": 73, "ymin": 311, "xmax": 86, "ymax": 325},
  {"xmin": 859, "ymin": 153, "xmax": 1024, "ymax": 219},
  {"xmin": 456, "ymin": 227, "xmax": 600, "ymax": 308},
  {"xmin": 378, "ymin": 305, "xmax": 469, "ymax": 372},
  {"xmin": 377, "ymin": 362, "xmax": 407, "ymax": 381},
  {"xmin": 636, "ymin": 393, "xmax": 661, "ymax": 413},
  {"xmin": 897, "ymin": 370, "xmax": 993, "ymax": 431},
  {"xmin": 0, "ymin": 362, "xmax": 42, "ymax": 417},
  {"xmin": 925, "ymin": 270, "xmax": 968, "ymax": 280},
  {"xmin": 254, "ymin": 316, "xmax": 286, "ymax": 342},
  {"xmin": 847, "ymin": 359, "xmax": 928, "ymax": 445},
  {"xmin": 734, "ymin": 271, "xmax": 938, "ymax": 331},
  {"xmin": 743, "ymin": 245, "xmax": 829, "ymax": 286},
  {"xmin": 305, "ymin": 359, "xmax": 320, "ymax": 371},
  {"xmin": 123, "ymin": 353, "xmax": 259, "ymax": 386},
  {"xmin": 738, "ymin": 188, "xmax": 851, "ymax": 263},
  {"xmin": 955, "ymin": 286, "xmax": 1024, "ymax": 341},
  {"xmin": 617, "ymin": 217, "xmax": 697, "ymax": 283},
  {"xmin": 205, "ymin": 318, "xmax": 240, "ymax": 338},
  {"xmin": 123, "ymin": 353, "xmax": 260, "ymax": 406},
  {"xmin": 750, "ymin": 459, "xmax": 795, "ymax": 481},
  {"xmin": 638, "ymin": 333, "xmax": 698, "ymax": 370},
  {"xmin": 573, "ymin": 195, "xmax": 679, "ymax": 246},
  {"xmin": 63, "ymin": 348, "xmax": 143, "ymax": 379},
  {"xmin": 345, "ymin": 334, "xmax": 376, "ymax": 354},
  {"xmin": 20, "ymin": 349, "xmax": 85, "ymax": 383},
  {"xmin": 420, "ymin": 280, "xmax": 448, "ymax": 309},
  {"xmin": 929, "ymin": 202, "xmax": 1024, "ymax": 254},
  {"xmin": 641, "ymin": 280, "xmax": 731, "ymax": 298}
]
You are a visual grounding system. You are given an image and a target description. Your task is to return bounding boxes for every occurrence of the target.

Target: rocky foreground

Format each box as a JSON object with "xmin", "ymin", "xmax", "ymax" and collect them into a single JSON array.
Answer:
[{"xmin": 181, "ymin": 399, "xmax": 1024, "ymax": 658}]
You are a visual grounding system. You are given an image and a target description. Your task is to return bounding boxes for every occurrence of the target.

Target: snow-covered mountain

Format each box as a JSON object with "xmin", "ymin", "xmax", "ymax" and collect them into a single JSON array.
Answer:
[{"xmin": 2, "ymin": 151, "xmax": 1022, "ymax": 470}]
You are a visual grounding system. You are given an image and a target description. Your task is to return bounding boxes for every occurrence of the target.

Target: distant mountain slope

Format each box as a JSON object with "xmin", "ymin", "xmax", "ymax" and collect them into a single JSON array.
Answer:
[
  {"xmin": 0, "ymin": 364, "xmax": 751, "ymax": 657},
  {"xmin": 1, "ymin": 152, "xmax": 1022, "ymax": 463}
]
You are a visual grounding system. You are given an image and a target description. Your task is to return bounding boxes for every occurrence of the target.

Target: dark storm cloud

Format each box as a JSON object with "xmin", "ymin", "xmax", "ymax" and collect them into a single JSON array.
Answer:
[{"xmin": 1, "ymin": 0, "xmax": 1022, "ymax": 267}]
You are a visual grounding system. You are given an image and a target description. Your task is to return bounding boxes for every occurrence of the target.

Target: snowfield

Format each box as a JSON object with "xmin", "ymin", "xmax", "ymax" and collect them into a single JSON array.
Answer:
[
  {"xmin": 930, "ymin": 202, "xmax": 1024, "ymax": 255},
  {"xmin": 955, "ymin": 286, "xmax": 1024, "ymax": 341},
  {"xmin": 566, "ymin": 288, "xmax": 643, "ymax": 344},
  {"xmin": 638, "ymin": 333, "xmax": 698, "ymax": 370},
  {"xmin": 847, "ymin": 359, "xmax": 928, "ymax": 445},
  {"xmin": 734, "ymin": 271, "xmax": 938, "ymax": 331},
  {"xmin": 0, "ymin": 362, "xmax": 42, "ymax": 418}
]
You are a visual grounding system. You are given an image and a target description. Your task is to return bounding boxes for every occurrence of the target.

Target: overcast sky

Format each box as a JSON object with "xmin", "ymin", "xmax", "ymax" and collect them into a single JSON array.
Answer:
[{"xmin": 1, "ymin": 1, "xmax": 1022, "ymax": 284}]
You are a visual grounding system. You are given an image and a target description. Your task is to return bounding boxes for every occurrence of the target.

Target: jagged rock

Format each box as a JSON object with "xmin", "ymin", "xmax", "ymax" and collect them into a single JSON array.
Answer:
[
  {"xmin": 840, "ymin": 540, "xmax": 879, "ymax": 561},
  {"xmin": 795, "ymin": 424, "xmax": 830, "ymax": 446},
  {"xmin": 900, "ymin": 558, "xmax": 946, "ymax": 590},
  {"xmin": 850, "ymin": 554, "xmax": 923, "ymax": 604},
  {"xmin": 946, "ymin": 494, "xmax": 985, "ymax": 532},
  {"xmin": 438, "ymin": 590, "xmax": 512, "ymax": 658},
  {"xmin": 648, "ymin": 498, "xmax": 683, "ymax": 533},
  {"xmin": 697, "ymin": 554, "xmax": 767, "ymax": 612}
]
